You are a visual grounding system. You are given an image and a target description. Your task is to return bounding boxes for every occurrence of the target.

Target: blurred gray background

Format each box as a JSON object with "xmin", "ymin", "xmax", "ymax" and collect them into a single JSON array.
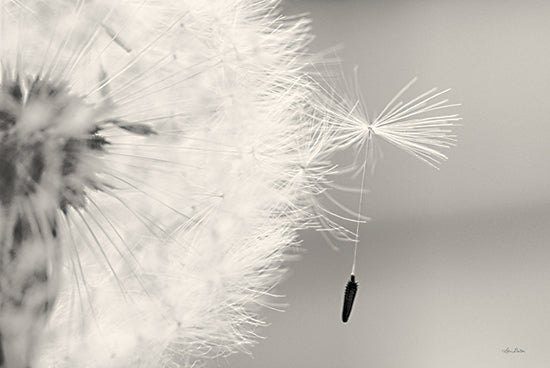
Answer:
[{"xmin": 211, "ymin": 1, "xmax": 550, "ymax": 367}]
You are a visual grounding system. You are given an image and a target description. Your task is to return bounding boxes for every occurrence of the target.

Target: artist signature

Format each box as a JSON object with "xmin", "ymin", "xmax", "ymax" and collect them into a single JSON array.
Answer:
[{"xmin": 502, "ymin": 347, "xmax": 525, "ymax": 354}]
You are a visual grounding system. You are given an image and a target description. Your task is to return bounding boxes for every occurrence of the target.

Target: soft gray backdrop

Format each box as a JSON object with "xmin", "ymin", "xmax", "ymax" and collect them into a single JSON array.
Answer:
[{"xmin": 210, "ymin": 1, "xmax": 550, "ymax": 367}]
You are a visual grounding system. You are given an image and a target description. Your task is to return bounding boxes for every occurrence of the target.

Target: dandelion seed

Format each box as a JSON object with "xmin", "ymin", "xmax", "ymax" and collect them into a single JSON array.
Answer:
[{"xmin": 323, "ymin": 73, "xmax": 459, "ymax": 323}]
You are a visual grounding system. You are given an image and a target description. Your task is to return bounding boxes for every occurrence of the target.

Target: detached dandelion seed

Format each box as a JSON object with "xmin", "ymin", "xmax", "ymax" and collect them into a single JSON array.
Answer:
[{"xmin": 330, "ymin": 74, "xmax": 460, "ymax": 323}]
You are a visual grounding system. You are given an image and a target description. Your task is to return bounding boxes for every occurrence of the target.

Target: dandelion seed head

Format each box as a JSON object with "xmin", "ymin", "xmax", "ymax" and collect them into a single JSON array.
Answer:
[
  {"xmin": 0, "ymin": 0, "xmax": 327, "ymax": 366},
  {"xmin": 0, "ymin": 0, "xmax": 458, "ymax": 366}
]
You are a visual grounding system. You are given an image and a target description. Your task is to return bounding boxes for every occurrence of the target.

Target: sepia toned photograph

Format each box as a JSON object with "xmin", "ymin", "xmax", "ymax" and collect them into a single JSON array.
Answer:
[{"xmin": 0, "ymin": 0, "xmax": 548, "ymax": 367}]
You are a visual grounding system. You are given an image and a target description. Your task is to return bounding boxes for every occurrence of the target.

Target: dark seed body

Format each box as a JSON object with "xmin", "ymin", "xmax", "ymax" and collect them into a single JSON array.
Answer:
[{"xmin": 342, "ymin": 274, "xmax": 358, "ymax": 323}]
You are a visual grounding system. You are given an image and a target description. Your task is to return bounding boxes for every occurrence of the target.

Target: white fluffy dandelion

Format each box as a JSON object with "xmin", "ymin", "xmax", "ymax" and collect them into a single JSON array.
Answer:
[
  {"xmin": 1, "ymin": 1, "xmax": 322, "ymax": 366},
  {"xmin": 0, "ymin": 1, "xmax": 459, "ymax": 367}
]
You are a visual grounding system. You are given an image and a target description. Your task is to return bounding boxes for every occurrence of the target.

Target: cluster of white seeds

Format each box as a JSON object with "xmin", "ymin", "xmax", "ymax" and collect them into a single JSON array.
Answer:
[{"xmin": 0, "ymin": 1, "xmax": 458, "ymax": 367}]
